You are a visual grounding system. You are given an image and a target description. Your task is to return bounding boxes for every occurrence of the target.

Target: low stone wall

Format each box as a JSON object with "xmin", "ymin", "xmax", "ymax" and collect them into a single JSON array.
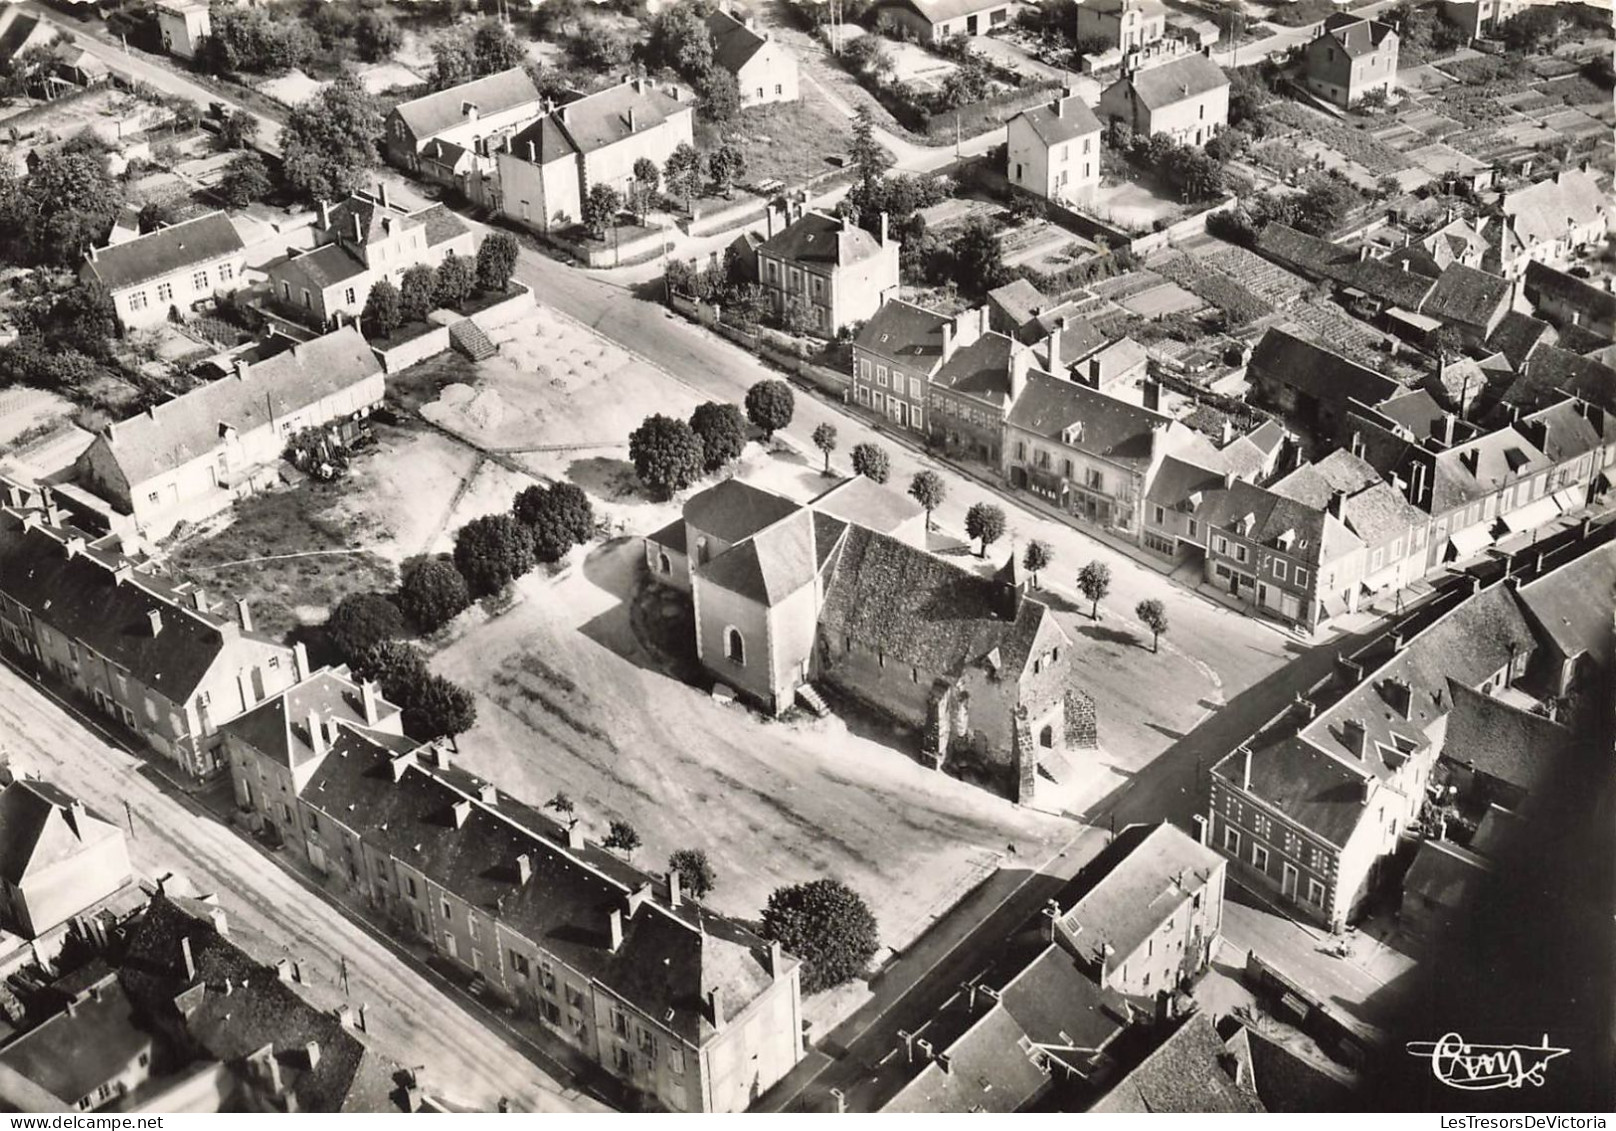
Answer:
[
  {"xmin": 1128, "ymin": 196, "xmax": 1238, "ymax": 256},
  {"xmin": 467, "ymin": 284, "xmax": 535, "ymax": 332},
  {"xmin": 687, "ymin": 194, "xmax": 770, "ymax": 240},
  {"xmin": 669, "ymin": 292, "xmax": 851, "ymax": 397},
  {"xmin": 372, "ymin": 324, "xmax": 451, "ymax": 373}
]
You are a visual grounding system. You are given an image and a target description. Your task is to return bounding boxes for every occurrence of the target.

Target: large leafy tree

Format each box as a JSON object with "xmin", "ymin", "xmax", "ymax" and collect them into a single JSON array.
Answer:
[
  {"xmin": 629, "ymin": 414, "xmax": 705, "ymax": 497},
  {"xmin": 399, "ymin": 264, "xmax": 437, "ymax": 324},
  {"xmin": 1022, "ymin": 540, "xmax": 1052, "ymax": 589},
  {"xmin": 964, "ymin": 502, "xmax": 1006, "ymax": 558},
  {"xmin": 907, "ymin": 470, "xmax": 945, "ymax": 530},
  {"xmin": 649, "ymin": 2, "xmax": 714, "ymax": 77},
  {"xmin": 951, "ymin": 215, "xmax": 1010, "ymax": 295},
  {"xmin": 325, "ymin": 592, "xmax": 405, "ymax": 665},
  {"xmin": 668, "ymin": 848, "xmax": 717, "ymax": 900},
  {"xmin": 761, "ymin": 879, "xmax": 879, "ymax": 995},
  {"xmin": 706, "ymin": 141, "xmax": 745, "ymax": 197},
  {"xmin": 583, "ymin": 182, "xmax": 623, "ymax": 239},
  {"xmin": 663, "ymin": 142, "xmax": 704, "ymax": 213},
  {"xmin": 361, "ymin": 278, "xmax": 402, "ymax": 338},
  {"xmin": 476, "ymin": 232, "xmax": 520, "ymax": 292},
  {"xmin": 281, "ymin": 73, "xmax": 382, "ymax": 204},
  {"xmin": 351, "ymin": 639, "xmax": 430, "ymax": 703},
  {"xmin": 218, "ymin": 149, "xmax": 273, "ymax": 208},
  {"xmin": 689, "ymin": 401, "xmax": 747, "ymax": 471},
  {"xmin": 850, "ymin": 442, "xmax": 890, "ymax": 484},
  {"xmin": 744, "ymin": 379, "xmax": 794, "ymax": 440},
  {"xmin": 434, "ymin": 251, "xmax": 475, "ymax": 309},
  {"xmin": 512, "ymin": 482, "xmax": 594, "ymax": 563},
  {"xmin": 354, "ymin": 10, "xmax": 403, "ymax": 63},
  {"xmin": 849, "ymin": 106, "xmax": 890, "ymax": 192},
  {"xmin": 697, "ymin": 66, "xmax": 741, "ymax": 125},
  {"xmin": 397, "ymin": 558, "xmax": 471, "ymax": 633},
  {"xmin": 453, "ymin": 513, "xmax": 537, "ymax": 597},
  {"xmin": 22, "ymin": 138, "xmax": 123, "ymax": 266},
  {"xmin": 402, "ymin": 673, "xmax": 478, "ymax": 746}
]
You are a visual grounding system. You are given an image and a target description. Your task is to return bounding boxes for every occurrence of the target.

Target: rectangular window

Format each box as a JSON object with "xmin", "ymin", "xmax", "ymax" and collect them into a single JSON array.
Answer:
[
  {"xmin": 407, "ymin": 876, "xmax": 418, "ymax": 898},
  {"xmin": 1152, "ymin": 504, "xmax": 1165, "ymax": 525},
  {"xmin": 1294, "ymin": 567, "xmax": 1309, "ymax": 587},
  {"xmin": 220, "ymin": 263, "xmax": 234, "ymax": 281},
  {"xmin": 1306, "ymin": 879, "xmax": 1326, "ymax": 906},
  {"xmin": 1234, "ymin": 544, "xmax": 1249, "ymax": 564},
  {"xmin": 1371, "ymin": 547, "xmax": 1384, "ymax": 571},
  {"xmin": 1223, "ymin": 826, "xmax": 1241, "ymax": 854},
  {"xmin": 541, "ymin": 963, "xmax": 557, "ymax": 993},
  {"xmin": 157, "ymin": 282, "xmax": 173, "ymax": 303},
  {"xmin": 441, "ymin": 897, "xmax": 452, "ymax": 921},
  {"xmin": 876, "ymin": 365, "xmax": 888, "ymax": 388},
  {"xmin": 909, "ymin": 376, "xmax": 921, "ymax": 398},
  {"xmin": 129, "ymin": 291, "xmax": 149, "ymax": 311},
  {"xmin": 345, "ymin": 287, "xmax": 357, "ymax": 306},
  {"xmin": 1252, "ymin": 844, "xmax": 1269, "ymax": 872},
  {"xmin": 669, "ymin": 1047, "xmax": 685, "ymax": 1075},
  {"xmin": 638, "ymin": 1030, "xmax": 658, "ymax": 1056},
  {"xmin": 193, "ymin": 269, "xmax": 210, "ymax": 291},
  {"xmin": 611, "ymin": 1010, "xmax": 628, "ymax": 1038},
  {"xmin": 540, "ymin": 998, "xmax": 561, "ymax": 1024},
  {"xmin": 1273, "ymin": 559, "xmax": 1288, "ymax": 581},
  {"xmin": 1213, "ymin": 535, "xmax": 1228, "ymax": 555},
  {"xmin": 566, "ymin": 985, "xmax": 585, "ymax": 1011}
]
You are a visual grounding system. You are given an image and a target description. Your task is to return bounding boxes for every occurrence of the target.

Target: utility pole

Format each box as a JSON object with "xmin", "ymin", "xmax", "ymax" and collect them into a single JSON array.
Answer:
[
  {"xmin": 124, "ymin": 799, "xmax": 135, "ymax": 840},
  {"xmin": 339, "ymin": 954, "xmax": 350, "ymax": 997}
]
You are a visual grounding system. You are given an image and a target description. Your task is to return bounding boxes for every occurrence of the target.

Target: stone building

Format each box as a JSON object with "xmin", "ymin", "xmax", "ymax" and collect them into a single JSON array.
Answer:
[
  {"xmin": 1301, "ymin": 14, "xmax": 1398, "ymax": 110},
  {"xmin": 1006, "ymin": 92, "xmax": 1102, "ymax": 205},
  {"xmin": 1096, "ymin": 53, "xmax": 1229, "ymax": 148}
]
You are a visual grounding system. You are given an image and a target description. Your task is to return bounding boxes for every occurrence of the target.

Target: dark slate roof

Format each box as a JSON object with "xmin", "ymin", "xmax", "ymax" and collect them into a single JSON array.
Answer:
[
  {"xmin": 0, "ymin": 779, "xmax": 122, "ymax": 887},
  {"xmin": 223, "ymin": 669, "xmax": 400, "ymax": 769},
  {"xmin": 1013, "ymin": 93, "xmax": 1102, "ymax": 146},
  {"xmin": 1091, "ymin": 1013, "xmax": 1265, "ymax": 1113},
  {"xmin": 1318, "ymin": 13, "xmax": 1397, "ymax": 57},
  {"xmin": 1425, "ymin": 423, "xmax": 1550, "ymax": 512},
  {"xmin": 855, "ymin": 299, "xmax": 953, "ymax": 366},
  {"xmin": 84, "ymin": 212, "xmax": 243, "ymax": 293},
  {"xmin": 1146, "ymin": 454, "xmax": 1226, "ymax": 509},
  {"xmin": 1248, "ymin": 328, "xmax": 1400, "ymax": 408},
  {"xmin": 699, "ymin": 506, "xmax": 820, "ymax": 603},
  {"xmin": 758, "ymin": 210, "xmax": 885, "ymax": 267},
  {"xmin": 1244, "ymin": 1028, "xmax": 1359, "ymax": 1112},
  {"xmin": 268, "ymin": 242, "xmax": 367, "ymax": 292},
  {"xmin": 1340, "ymin": 257, "xmax": 1436, "ymax": 309},
  {"xmin": 1216, "ymin": 736, "xmax": 1371, "ymax": 847},
  {"xmin": 0, "ymin": 512, "xmax": 264, "ymax": 702},
  {"xmin": 1420, "ymin": 263, "xmax": 1512, "ymax": 330},
  {"xmin": 1271, "ymin": 449, "xmax": 1381, "ymax": 507},
  {"xmin": 646, "ymin": 516, "xmax": 688, "ymax": 555},
  {"xmin": 1502, "ymin": 345, "xmax": 1616, "ymax": 414},
  {"xmin": 508, "ymin": 80, "xmax": 687, "ymax": 164},
  {"xmin": 1195, "ymin": 479, "xmax": 1363, "ymax": 567},
  {"xmin": 1524, "ymin": 261, "xmax": 1616, "ymax": 327},
  {"xmin": 1272, "ymin": 451, "xmax": 1422, "ymax": 546},
  {"xmin": 1517, "ymin": 539, "xmax": 1616, "ymax": 669},
  {"xmin": 98, "ymin": 327, "xmax": 381, "ymax": 488},
  {"xmin": 1007, "ymin": 371, "xmax": 1170, "ymax": 472},
  {"xmin": 682, "ymin": 477, "xmax": 803, "ymax": 546},
  {"xmin": 118, "ymin": 894, "xmax": 413, "ymax": 1112},
  {"xmin": 1119, "ymin": 53, "xmax": 1228, "ymax": 110},
  {"xmin": 1255, "ymin": 224, "xmax": 1352, "ymax": 278},
  {"xmin": 391, "ymin": 68, "xmax": 541, "ymax": 141},
  {"xmin": 882, "ymin": 1004, "xmax": 1053, "ymax": 1113},
  {"xmin": 707, "ymin": 8, "xmax": 768, "ymax": 74},
  {"xmin": 809, "ymin": 475, "xmax": 923, "ymax": 535},
  {"xmin": 299, "ymin": 730, "xmax": 784, "ymax": 1047},
  {"xmin": 931, "ymin": 332, "xmax": 1030, "ymax": 408},
  {"xmin": 1403, "ymin": 837, "xmax": 1491, "ymax": 912},
  {"xmin": 818, "ymin": 525, "xmax": 1062, "ymax": 682},
  {"xmin": 988, "ymin": 278, "xmax": 1046, "ymax": 328},
  {"xmin": 1439, "ymin": 680, "xmax": 1578, "ymax": 796},
  {"xmin": 0, "ymin": 972, "xmax": 149, "ymax": 1107},
  {"xmin": 1518, "ymin": 397, "xmax": 1611, "ymax": 464},
  {"xmin": 1376, "ymin": 388, "xmax": 1448, "ymax": 437}
]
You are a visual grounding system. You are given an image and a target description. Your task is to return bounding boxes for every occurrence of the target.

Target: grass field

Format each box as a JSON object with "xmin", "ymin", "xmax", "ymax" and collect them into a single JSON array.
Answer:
[{"xmin": 701, "ymin": 84, "xmax": 864, "ymax": 187}]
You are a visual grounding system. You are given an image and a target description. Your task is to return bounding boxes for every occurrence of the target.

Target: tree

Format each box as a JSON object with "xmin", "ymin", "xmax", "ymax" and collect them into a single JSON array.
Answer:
[
  {"xmin": 44, "ymin": 281, "xmax": 116, "ymax": 359},
  {"xmin": 1135, "ymin": 598, "xmax": 1168, "ymax": 653},
  {"xmin": 361, "ymin": 277, "xmax": 402, "ymax": 338},
  {"xmin": 812, "ymin": 422, "xmax": 838, "ymax": 474},
  {"xmin": 649, "ymin": 1, "xmax": 714, "ymax": 77},
  {"xmin": 352, "ymin": 639, "xmax": 429, "ymax": 703},
  {"xmin": 689, "ymin": 401, "xmax": 748, "ymax": 471},
  {"xmin": 434, "ymin": 251, "xmax": 475, "ymax": 309},
  {"xmin": 583, "ymin": 182, "xmax": 622, "ymax": 239},
  {"xmin": 513, "ymin": 483, "xmax": 594, "ymax": 563},
  {"xmin": 951, "ymin": 215, "xmax": 1009, "ymax": 294},
  {"xmin": 1022, "ymin": 540, "xmax": 1052, "ymax": 589},
  {"xmin": 472, "ymin": 19, "xmax": 525, "ymax": 74},
  {"xmin": 697, "ymin": 66, "xmax": 741, "ymax": 125},
  {"xmin": 20, "ymin": 142, "xmax": 123, "ymax": 266},
  {"xmin": 964, "ymin": 502, "xmax": 1005, "ymax": 558},
  {"xmin": 325, "ymin": 592, "xmax": 405, "ymax": 665},
  {"xmin": 707, "ymin": 142, "xmax": 746, "ymax": 198},
  {"xmin": 668, "ymin": 848, "xmax": 717, "ymax": 900},
  {"xmin": 218, "ymin": 149, "xmax": 272, "ymax": 208},
  {"xmin": 761, "ymin": 879, "xmax": 879, "ymax": 995},
  {"xmin": 399, "ymin": 264, "xmax": 437, "ymax": 323},
  {"xmin": 281, "ymin": 73, "xmax": 382, "ymax": 204},
  {"xmin": 663, "ymin": 142, "xmax": 704, "ymax": 213},
  {"xmin": 453, "ymin": 513, "xmax": 537, "ymax": 597},
  {"xmin": 630, "ymin": 157, "xmax": 660, "ymax": 223},
  {"xmin": 1292, "ymin": 175, "xmax": 1361, "ymax": 237},
  {"xmin": 476, "ymin": 232, "xmax": 519, "ymax": 292},
  {"xmin": 354, "ymin": 10, "xmax": 403, "ymax": 63},
  {"xmin": 544, "ymin": 791, "xmax": 578, "ymax": 827},
  {"xmin": 629, "ymin": 414, "xmax": 706, "ymax": 496},
  {"xmin": 403, "ymin": 673, "xmax": 478, "ymax": 746},
  {"xmin": 937, "ymin": 53, "xmax": 989, "ymax": 109},
  {"xmin": 1076, "ymin": 560, "xmax": 1111, "ymax": 619},
  {"xmin": 216, "ymin": 108, "xmax": 260, "ymax": 152},
  {"xmin": 1227, "ymin": 66, "xmax": 1270, "ymax": 129},
  {"xmin": 398, "ymin": 558, "xmax": 471, "ymax": 633},
  {"xmin": 1499, "ymin": 6, "xmax": 1562, "ymax": 53},
  {"xmin": 431, "ymin": 29, "xmax": 478, "ymax": 89},
  {"xmin": 850, "ymin": 442, "xmax": 890, "ymax": 484},
  {"xmin": 849, "ymin": 106, "xmax": 889, "ymax": 192},
  {"xmin": 603, "ymin": 820, "xmax": 642, "ymax": 860},
  {"xmin": 907, "ymin": 470, "xmax": 946, "ymax": 530},
  {"xmin": 571, "ymin": 21, "xmax": 633, "ymax": 68},
  {"xmin": 744, "ymin": 379, "xmax": 794, "ymax": 440}
]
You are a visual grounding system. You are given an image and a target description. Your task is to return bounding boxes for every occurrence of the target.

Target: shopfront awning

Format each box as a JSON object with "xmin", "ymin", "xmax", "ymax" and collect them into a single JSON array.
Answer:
[
  {"xmin": 1550, "ymin": 486, "xmax": 1583, "ymax": 514},
  {"xmin": 1498, "ymin": 496, "xmax": 1560, "ymax": 535},
  {"xmin": 1445, "ymin": 524, "xmax": 1493, "ymax": 561}
]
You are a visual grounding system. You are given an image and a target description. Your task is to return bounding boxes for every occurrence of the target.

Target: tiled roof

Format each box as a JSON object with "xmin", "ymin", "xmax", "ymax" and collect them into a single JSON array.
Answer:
[
  {"xmin": 0, "ymin": 512, "xmax": 271, "ymax": 702},
  {"xmin": 818, "ymin": 525, "xmax": 1062, "ymax": 682},
  {"xmin": 1012, "ymin": 94, "xmax": 1102, "ymax": 147},
  {"xmin": 809, "ymin": 475, "xmax": 923, "ymax": 535},
  {"xmin": 1339, "ymin": 257, "xmax": 1436, "ymax": 309},
  {"xmin": 1007, "ymin": 371, "xmax": 1170, "ymax": 471},
  {"xmin": 932, "ymin": 332, "xmax": 1031, "ymax": 409},
  {"xmin": 882, "ymin": 1005, "xmax": 1053, "ymax": 1113},
  {"xmin": 1118, "ymin": 53, "xmax": 1228, "ymax": 111},
  {"xmin": 1498, "ymin": 169, "xmax": 1608, "ymax": 251},
  {"xmin": 682, "ymin": 477, "xmax": 803, "ymax": 546},
  {"xmin": 392, "ymin": 68, "xmax": 541, "ymax": 142},
  {"xmin": 1271, "ymin": 451, "xmax": 1422, "ymax": 546},
  {"xmin": 1523, "ymin": 261, "xmax": 1616, "ymax": 327},
  {"xmin": 1317, "ymin": 13, "xmax": 1397, "ymax": 57},
  {"xmin": 0, "ymin": 779, "xmax": 122, "ymax": 887},
  {"xmin": 1217, "ymin": 737, "xmax": 1371, "ymax": 847},
  {"xmin": 1244, "ymin": 1028, "xmax": 1358, "ymax": 1112},
  {"xmin": 268, "ymin": 242, "xmax": 367, "ymax": 292},
  {"xmin": 84, "ymin": 212, "xmax": 243, "ymax": 294},
  {"xmin": 223, "ymin": 668, "xmax": 400, "ymax": 769},
  {"xmin": 855, "ymin": 299, "xmax": 952, "ymax": 366},
  {"xmin": 0, "ymin": 971, "xmax": 149, "ymax": 1108},
  {"xmin": 1501, "ymin": 345, "xmax": 1616, "ymax": 414},
  {"xmin": 1146, "ymin": 455, "xmax": 1226, "ymax": 509},
  {"xmin": 886, "ymin": 0, "xmax": 1011, "ymax": 23},
  {"xmin": 1403, "ymin": 838, "xmax": 1491, "ymax": 912},
  {"xmin": 1440, "ymin": 680, "xmax": 1577, "ymax": 796},
  {"xmin": 1195, "ymin": 480, "xmax": 1363, "ymax": 567},
  {"xmin": 707, "ymin": 8, "xmax": 769, "ymax": 73},
  {"xmin": 97, "ymin": 327, "xmax": 382, "ymax": 489},
  {"xmin": 758, "ymin": 210, "xmax": 885, "ymax": 267},
  {"xmin": 1091, "ymin": 1012, "xmax": 1265, "ymax": 1113},
  {"xmin": 1426, "ymin": 424, "xmax": 1550, "ymax": 512},
  {"xmin": 699, "ymin": 507, "xmax": 821, "ymax": 603},
  {"xmin": 508, "ymin": 80, "xmax": 687, "ymax": 164},
  {"xmin": 1271, "ymin": 449, "xmax": 1381, "ymax": 507},
  {"xmin": 1059, "ymin": 823, "xmax": 1223, "ymax": 981},
  {"xmin": 1375, "ymin": 388, "xmax": 1448, "ymax": 437},
  {"xmin": 299, "ymin": 730, "xmax": 785, "ymax": 1047},
  {"xmin": 1420, "ymin": 264, "xmax": 1512, "ymax": 330},
  {"xmin": 1517, "ymin": 539, "xmax": 1616, "ymax": 670},
  {"xmin": 988, "ymin": 278, "xmax": 1045, "ymax": 328},
  {"xmin": 1248, "ymin": 328, "xmax": 1400, "ymax": 408},
  {"xmin": 1517, "ymin": 397, "xmax": 1611, "ymax": 464},
  {"xmin": 1255, "ymin": 224, "xmax": 1352, "ymax": 277},
  {"xmin": 119, "ymin": 894, "xmax": 414, "ymax": 1112},
  {"xmin": 1341, "ymin": 481, "xmax": 1427, "ymax": 546}
]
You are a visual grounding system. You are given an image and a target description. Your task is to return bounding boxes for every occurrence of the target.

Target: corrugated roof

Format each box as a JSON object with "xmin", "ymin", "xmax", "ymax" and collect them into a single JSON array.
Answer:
[
  {"xmin": 85, "ymin": 212, "xmax": 243, "ymax": 294},
  {"xmin": 391, "ymin": 68, "xmax": 541, "ymax": 142}
]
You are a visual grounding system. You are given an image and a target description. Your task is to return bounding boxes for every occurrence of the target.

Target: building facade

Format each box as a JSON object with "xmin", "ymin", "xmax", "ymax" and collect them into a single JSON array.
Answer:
[
  {"xmin": 1006, "ymin": 93, "xmax": 1102, "ymax": 204},
  {"xmin": 707, "ymin": 9, "xmax": 799, "ymax": 107},
  {"xmin": 1076, "ymin": 0, "xmax": 1167, "ymax": 51},
  {"xmin": 156, "ymin": 0, "xmax": 210, "ymax": 59},
  {"xmin": 1301, "ymin": 14, "xmax": 1398, "ymax": 109},
  {"xmin": 1096, "ymin": 53, "xmax": 1229, "ymax": 148},
  {"xmin": 384, "ymin": 68, "xmax": 545, "ymax": 203},
  {"xmin": 754, "ymin": 209, "xmax": 899, "ymax": 335},
  {"xmin": 851, "ymin": 300, "xmax": 986, "ymax": 435},
  {"xmin": 874, "ymin": 0, "xmax": 1013, "ymax": 42},
  {"xmin": 83, "ymin": 212, "xmax": 246, "ymax": 332}
]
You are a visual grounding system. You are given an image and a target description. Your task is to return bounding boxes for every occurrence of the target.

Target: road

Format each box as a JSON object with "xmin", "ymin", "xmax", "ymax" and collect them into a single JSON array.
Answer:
[{"xmin": 0, "ymin": 659, "xmax": 602, "ymax": 1114}]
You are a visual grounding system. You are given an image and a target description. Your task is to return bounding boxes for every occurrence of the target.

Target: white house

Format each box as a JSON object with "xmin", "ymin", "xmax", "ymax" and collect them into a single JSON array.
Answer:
[
  {"xmin": 1007, "ymin": 92, "xmax": 1102, "ymax": 204},
  {"xmin": 83, "ymin": 212, "xmax": 247, "ymax": 332}
]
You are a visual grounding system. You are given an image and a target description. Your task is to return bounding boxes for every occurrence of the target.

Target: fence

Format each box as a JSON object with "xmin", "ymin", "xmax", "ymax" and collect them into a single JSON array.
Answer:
[{"xmin": 667, "ymin": 292, "xmax": 851, "ymax": 398}]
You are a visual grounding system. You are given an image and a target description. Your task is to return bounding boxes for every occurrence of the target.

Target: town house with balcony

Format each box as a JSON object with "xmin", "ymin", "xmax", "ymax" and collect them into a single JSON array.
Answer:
[
  {"xmin": 291, "ymin": 728, "xmax": 804, "ymax": 1112},
  {"xmin": 1207, "ymin": 580, "xmax": 1537, "ymax": 929},
  {"xmin": 851, "ymin": 300, "xmax": 986, "ymax": 435},
  {"xmin": 0, "ymin": 506, "xmax": 298, "ymax": 777}
]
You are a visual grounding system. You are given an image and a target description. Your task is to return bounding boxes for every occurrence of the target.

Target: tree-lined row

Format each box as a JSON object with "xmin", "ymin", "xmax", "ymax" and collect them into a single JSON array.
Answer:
[
  {"xmin": 628, "ymin": 380, "xmax": 794, "ymax": 494},
  {"xmin": 359, "ymin": 233, "xmax": 519, "ymax": 339}
]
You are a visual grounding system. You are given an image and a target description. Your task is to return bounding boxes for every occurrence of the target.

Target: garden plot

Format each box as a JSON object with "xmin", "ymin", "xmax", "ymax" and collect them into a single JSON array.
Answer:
[
  {"xmin": 1405, "ymin": 141, "xmax": 1489, "ymax": 180},
  {"xmin": 883, "ymin": 40, "xmax": 959, "ymax": 94},
  {"xmin": 258, "ymin": 69, "xmax": 325, "ymax": 106},
  {"xmin": 1199, "ymin": 244, "xmax": 1310, "ymax": 310},
  {"xmin": 1117, "ymin": 281, "xmax": 1205, "ymax": 318},
  {"xmin": 356, "ymin": 60, "xmax": 425, "ymax": 94},
  {"xmin": 1000, "ymin": 221, "xmax": 1098, "ymax": 274},
  {"xmin": 1149, "ymin": 251, "xmax": 1274, "ymax": 328}
]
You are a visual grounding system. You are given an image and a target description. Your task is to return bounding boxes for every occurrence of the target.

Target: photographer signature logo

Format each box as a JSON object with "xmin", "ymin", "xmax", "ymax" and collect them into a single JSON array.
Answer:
[{"xmin": 1406, "ymin": 1033, "xmax": 1570, "ymax": 1090}]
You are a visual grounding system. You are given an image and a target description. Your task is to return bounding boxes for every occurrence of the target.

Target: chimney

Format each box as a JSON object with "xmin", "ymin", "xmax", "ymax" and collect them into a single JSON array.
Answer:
[
  {"xmin": 567, "ymin": 823, "xmax": 585, "ymax": 850},
  {"xmin": 627, "ymin": 880, "xmax": 652, "ymax": 918},
  {"xmin": 1342, "ymin": 718, "xmax": 1368, "ymax": 759},
  {"xmin": 879, "ymin": 210, "xmax": 890, "ymax": 246},
  {"xmin": 1142, "ymin": 378, "xmax": 1160, "ymax": 411},
  {"xmin": 180, "ymin": 936, "xmax": 196, "ymax": 981},
  {"xmin": 516, "ymin": 853, "xmax": 532, "ymax": 885},
  {"xmin": 302, "ymin": 1041, "xmax": 321, "ymax": 1070},
  {"xmin": 608, "ymin": 908, "xmax": 624, "ymax": 953},
  {"xmin": 936, "ymin": 1052, "xmax": 952, "ymax": 1075},
  {"xmin": 479, "ymin": 782, "xmax": 497, "ymax": 805},
  {"xmin": 356, "ymin": 1003, "xmax": 367, "ymax": 1033},
  {"xmin": 189, "ymin": 587, "xmax": 208, "ymax": 613},
  {"xmin": 276, "ymin": 958, "xmax": 293, "ymax": 984},
  {"xmin": 527, "ymin": 140, "xmax": 536, "ymax": 162},
  {"xmin": 1221, "ymin": 1051, "xmax": 1246, "ymax": 1086},
  {"xmin": 1047, "ymin": 323, "xmax": 1063, "ymax": 372},
  {"xmin": 706, "ymin": 988, "xmax": 725, "ymax": 1028},
  {"xmin": 1385, "ymin": 677, "xmax": 1413, "ymax": 719},
  {"xmin": 769, "ymin": 940, "xmax": 784, "ymax": 980},
  {"xmin": 234, "ymin": 357, "xmax": 249, "ymax": 381},
  {"xmin": 1009, "ymin": 344, "xmax": 1032, "ymax": 403},
  {"xmin": 308, "ymin": 711, "xmax": 327, "ymax": 757},
  {"xmin": 377, "ymin": 182, "xmax": 390, "ymax": 209},
  {"xmin": 361, "ymin": 679, "xmax": 380, "ymax": 725},
  {"xmin": 1326, "ymin": 489, "xmax": 1345, "ymax": 518},
  {"xmin": 668, "ymin": 868, "xmax": 682, "ymax": 907},
  {"xmin": 147, "ymin": 608, "xmax": 163, "ymax": 636},
  {"xmin": 293, "ymin": 640, "xmax": 310, "ymax": 680},
  {"xmin": 237, "ymin": 598, "xmax": 253, "ymax": 633},
  {"xmin": 352, "ymin": 212, "xmax": 363, "ymax": 242},
  {"xmin": 451, "ymin": 799, "xmax": 471, "ymax": 828},
  {"xmin": 388, "ymin": 752, "xmax": 412, "ymax": 782},
  {"xmin": 1240, "ymin": 743, "xmax": 1252, "ymax": 791},
  {"xmin": 318, "ymin": 200, "xmax": 331, "ymax": 231},
  {"xmin": 940, "ymin": 320, "xmax": 955, "ymax": 360},
  {"xmin": 1459, "ymin": 448, "xmax": 1479, "ymax": 476}
]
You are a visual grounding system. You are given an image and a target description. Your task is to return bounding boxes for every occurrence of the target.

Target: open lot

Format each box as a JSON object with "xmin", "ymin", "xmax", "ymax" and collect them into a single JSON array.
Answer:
[{"xmin": 701, "ymin": 83, "xmax": 860, "ymax": 187}]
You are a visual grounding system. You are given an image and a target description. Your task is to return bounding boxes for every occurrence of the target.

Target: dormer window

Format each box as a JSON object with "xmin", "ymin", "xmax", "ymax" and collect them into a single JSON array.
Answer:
[{"xmin": 1276, "ymin": 528, "xmax": 1296, "ymax": 551}]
